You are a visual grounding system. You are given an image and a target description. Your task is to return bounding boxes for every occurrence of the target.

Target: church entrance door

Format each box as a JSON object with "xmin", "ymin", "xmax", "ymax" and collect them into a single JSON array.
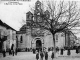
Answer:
[{"xmin": 36, "ymin": 40, "xmax": 42, "ymax": 51}]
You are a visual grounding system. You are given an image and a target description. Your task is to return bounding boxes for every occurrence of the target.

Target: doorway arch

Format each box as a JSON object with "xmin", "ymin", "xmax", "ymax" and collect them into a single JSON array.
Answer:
[
  {"xmin": 36, "ymin": 40, "xmax": 42, "ymax": 51},
  {"xmin": 31, "ymin": 37, "xmax": 44, "ymax": 51}
]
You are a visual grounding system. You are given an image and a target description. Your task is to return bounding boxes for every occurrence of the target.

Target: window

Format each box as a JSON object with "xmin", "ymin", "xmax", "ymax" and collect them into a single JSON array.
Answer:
[
  {"xmin": 27, "ymin": 14, "xmax": 29, "ymax": 19},
  {"xmin": 56, "ymin": 34, "xmax": 58, "ymax": 42},
  {"xmin": 61, "ymin": 33, "xmax": 65, "ymax": 37},
  {"xmin": 20, "ymin": 35, "xmax": 23, "ymax": 43},
  {"xmin": 27, "ymin": 22, "xmax": 30, "ymax": 26}
]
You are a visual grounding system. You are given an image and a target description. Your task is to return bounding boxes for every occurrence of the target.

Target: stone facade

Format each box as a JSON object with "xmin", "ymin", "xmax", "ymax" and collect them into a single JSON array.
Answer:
[{"xmin": 17, "ymin": 30, "xmax": 76, "ymax": 51}]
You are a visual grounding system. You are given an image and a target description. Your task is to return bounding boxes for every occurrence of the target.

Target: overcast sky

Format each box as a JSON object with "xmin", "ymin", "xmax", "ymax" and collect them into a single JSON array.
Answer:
[
  {"xmin": 0, "ymin": 0, "xmax": 80, "ymax": 37},
  {"xmin": 0, "ymin": 0, "xmax": 37, "ymax": 30}
]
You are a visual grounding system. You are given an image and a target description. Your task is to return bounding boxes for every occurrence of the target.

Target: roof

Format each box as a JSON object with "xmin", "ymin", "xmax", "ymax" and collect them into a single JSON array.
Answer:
[
  {"xmin": 35, "ymin": 0, "xmax": 41, "ymax": 5},
  {"xmin": 20, "ymin": 24, "xmax": 26, "ymax": 31},
  {"xmin": 4, "ymin": 23, "xmax": 16, "ymax": 31},
  {"xmin": 0, "ymin": 20, "xmax": 5, "ymax": 27},
  {"xmin": 0, "ymin": 19, "xmax": 16, "ymax": 31},
  {"xmin": 26, "ymin": 11, "xmax": 33, "ymax": 15}
]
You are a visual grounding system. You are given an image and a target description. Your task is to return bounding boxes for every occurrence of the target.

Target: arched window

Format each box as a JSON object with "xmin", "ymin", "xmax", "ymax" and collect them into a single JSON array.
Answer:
[{"xmin": 20, "ymin": 35, "xmax": 23, "ymax": 43}]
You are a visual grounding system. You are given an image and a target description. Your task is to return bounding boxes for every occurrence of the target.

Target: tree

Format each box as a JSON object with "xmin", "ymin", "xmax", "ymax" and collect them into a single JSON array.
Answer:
[{"xmin": 25, "ymin": 0, "xmax": 80, "ymax": 57}]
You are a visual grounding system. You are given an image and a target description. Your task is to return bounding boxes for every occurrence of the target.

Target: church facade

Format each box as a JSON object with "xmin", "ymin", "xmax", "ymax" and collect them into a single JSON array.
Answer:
[{"xmin": 16, "ymin": 0, "xmax": 77, "ymax": 51}]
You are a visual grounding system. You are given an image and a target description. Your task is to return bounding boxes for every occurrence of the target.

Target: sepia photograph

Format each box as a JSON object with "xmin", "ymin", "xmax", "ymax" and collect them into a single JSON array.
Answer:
[{"xmin": 0, "ymin": 0, "xmax": 80, "ymax": 60}]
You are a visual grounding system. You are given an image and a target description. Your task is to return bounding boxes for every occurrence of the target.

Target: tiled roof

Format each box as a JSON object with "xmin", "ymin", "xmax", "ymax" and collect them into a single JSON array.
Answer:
[
  {"xmin": 0, "ymin": 19, "xmax": 16, "ymax": 31},
  {"xmin": 0, "ymin": 20, "xmax": 5, "ymax": 27}
]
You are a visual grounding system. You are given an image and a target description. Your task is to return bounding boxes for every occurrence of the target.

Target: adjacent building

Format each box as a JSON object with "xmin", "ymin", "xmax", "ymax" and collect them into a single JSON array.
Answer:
[{"xmin": 0, "ymin": 20, "xmax": 16, "ymax": 52}]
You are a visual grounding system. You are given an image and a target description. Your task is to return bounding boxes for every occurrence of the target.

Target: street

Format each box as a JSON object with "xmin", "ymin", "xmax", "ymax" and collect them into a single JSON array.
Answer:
[
  {"xmin": 0, "ymin": 52, "xmax": 35, "ymax": 60},
  {"xmin": 0, "ymin": 50, "xmax": 80, "ymax": 60}
]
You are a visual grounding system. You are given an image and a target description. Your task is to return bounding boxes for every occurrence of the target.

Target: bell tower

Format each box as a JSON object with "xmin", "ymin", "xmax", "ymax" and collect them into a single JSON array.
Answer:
[
  {"xmin": 26, "ymin": 11, "xmax": 33, "ymax": 35},
  {"xmin": 26, "ymin": 11, "xmax": 33, "ymax": 27},
  {"xmin": 26, "ymin": 11, "xmax": 33, "ymax": 21},
  {"xmin": 34, "ymin": 0, "xmax": 42, "ymax": 23},
  {"xmin": 35, "ymin": 0, "xmax": 42, "ymax": 15}
]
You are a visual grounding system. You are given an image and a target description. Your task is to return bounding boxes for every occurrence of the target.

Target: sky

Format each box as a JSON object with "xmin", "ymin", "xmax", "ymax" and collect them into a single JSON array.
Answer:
[
  {"xmin": 0, "ymin": 0, "xmax": 37, "ymax": 30},
  {"xmin": 0, "ymin": 0, "xmax": 80, "ymax": 37}
]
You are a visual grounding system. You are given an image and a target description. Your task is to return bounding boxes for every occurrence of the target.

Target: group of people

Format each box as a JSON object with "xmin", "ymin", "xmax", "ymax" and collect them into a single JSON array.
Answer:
[
  {"xmin": 9, "ymin": 44, "xmax": 17, "ymax": 56},
  {"xmin": 0, "ymin": 35, "xmax": 18, "ymax": 57},
  {"xmin": 48, "ymin": 47, "xmax": 54, "ymax": 52},
  {"xmin": 36, "ymin": 47, "xmax": 80, "ymax": 60},
  {"xmin": 2, "ymin": 44, "xmax": 17, "ymax": 57},
  {"xmin": 25, "ymin": 48, "xmax": 32, "ymax": 52},
  {"xmin": 36, "ymin": 50, "xmax": 54, "ymax": 60},
  {"xmin": 58, "ymin": 47, "xmax": 80, "ymax": 56}
]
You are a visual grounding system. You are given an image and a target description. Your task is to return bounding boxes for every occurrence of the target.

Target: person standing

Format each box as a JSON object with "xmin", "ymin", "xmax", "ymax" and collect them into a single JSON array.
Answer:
[
  {"xmin": 33, "ymin": 48, "xmax": 35, "ymax": 54},
  {"xmin": 9, "ymin": 48, "xmax": 12, "ymax": 55},
  {"xmin": 11, "ymin": 44, "xmax": 14, "ymax": 56},
  {"xmin": 67, "ymin": 47, "xmax": 71, "ymax": 55},
  {"xmin": 2, "ymin": 40, "xmax": 6, "ymax": 57},
  {"xmin": 15, "ymin": 48, "xmax": 17, "ymax": 55},
  {"xmin": 1, "ymin": 36, "xmax": 6, "ymax": 57},
  {"xmin": 60, "ymin": 48, "xmax": 63, "ymax": 55},
  {"xmin": 45, "ymin": 51, "xmax": 48, "ymax": 60},
  {"xmin": 76, "ymin": 46, "xmax": 79, "ymax": 54},
  {"xmin": 36, "ymin": 50, "xmax": 39, "ymax": 60},
  {"xmin": 40, "ymin": 51, "xmax": 44, "ymax": 60},
  {"xmin": 51, "ymin": 51, "xmax": 54, "ymax": 60},
  {"xmin": 2, "ymin": 49, "xmax": 6, "ymax": 57}
]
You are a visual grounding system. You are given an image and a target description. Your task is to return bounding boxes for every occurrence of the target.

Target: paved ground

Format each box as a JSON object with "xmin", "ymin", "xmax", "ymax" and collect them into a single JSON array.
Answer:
[{"xmin": 0, "ymin": 50, "xmax": 80, "ymax": 60}]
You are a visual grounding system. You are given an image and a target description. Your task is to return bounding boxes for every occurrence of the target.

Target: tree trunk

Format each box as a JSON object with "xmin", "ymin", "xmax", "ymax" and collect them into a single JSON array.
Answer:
[{"xmin": 52, "ymin": 34, "xmax": 56, "ymax": 58}]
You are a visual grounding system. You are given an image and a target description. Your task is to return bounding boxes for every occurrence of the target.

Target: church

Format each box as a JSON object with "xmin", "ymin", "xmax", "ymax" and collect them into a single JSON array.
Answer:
[{"xmin": 16, "ymin": 0, "xmax": 77, "ymax": 51}]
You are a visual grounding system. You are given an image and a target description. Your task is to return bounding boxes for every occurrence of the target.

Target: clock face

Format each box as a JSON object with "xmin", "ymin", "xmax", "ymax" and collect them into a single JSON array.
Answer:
[
  {"xmin": 46, "ymin": 14, "xmax": 50, "ymax": 19},
  {"xmin": 44, "ymin": 10, "xmax": 50, "ymax": 19},
  {"xmin": 37, "ymin": 17, "xmax": 42, "ymax": 23}
]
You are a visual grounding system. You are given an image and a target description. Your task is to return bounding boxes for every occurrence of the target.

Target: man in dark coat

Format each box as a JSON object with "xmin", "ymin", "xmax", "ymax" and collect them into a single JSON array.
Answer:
[
  {"xmin": 40, "ymin": 51, "xmax": 44, "ymax": 60},
  {"xmin": 15, "ymin": 48, "xmax": 17, "ymax": 55},
  {"xmin": 36, "ymin": 50, "xmax": 39, "ymax": 60},
  {"xmin": 76, "ymin": 46, "xmax": 79, "ymax": 54},
  {"xmin": 67, "ymin": 47, "xmax": 71, "ymax": 55},
  {"xmin": 9, "ymin": 48, "xmax": 12, "ymax": 55},
  {"xmin": 2, "ymin": 49, "xmax": 6, "ymax": 57},
  {"xmin": 45, "ymin": 51, "xmax": 48, "ymax": 60},
  {"xmin": 1, "ymin": 36, "xmax": 6, "ymax": 57},
  {"xmin": 51, "ymin": 51, "xmax": 54, "ymax": 60},
  {"xmin": 11, "ymin": 44, "xmax": 14, "ymax": 56},
  {"xmin": 60, "ymin": 48, "xmax": 63, "ymax": 55},
  {"xmin": 26, "ymin": 48, "xmax": 27, "ymax": 52},
  {"xmin": 33, "ymin": 48, "xmax": 35, "ymax": 54}
]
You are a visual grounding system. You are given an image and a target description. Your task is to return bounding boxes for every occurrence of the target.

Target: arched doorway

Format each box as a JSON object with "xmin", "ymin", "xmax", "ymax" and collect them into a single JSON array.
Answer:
[
  {"xmin": 31, "ymin": 37, "xmax": 44, "ymax": 51},
  {"xmin": 36, "ymin": 40, "xmax": 42, "ymax": 51}
]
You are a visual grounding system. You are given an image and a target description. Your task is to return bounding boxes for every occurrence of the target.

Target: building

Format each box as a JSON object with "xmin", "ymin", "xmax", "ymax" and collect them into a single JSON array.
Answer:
[
  {"xmin": 17, "ymin": 0, "xmax": 77, "ymax": 51},
  {"xmin": 0, "ymin": 20, "xmax": 16, "ymax": 52},
  {"xmin": 0, "ymin": 20, "xmax": 7, "ymax": 52}
]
